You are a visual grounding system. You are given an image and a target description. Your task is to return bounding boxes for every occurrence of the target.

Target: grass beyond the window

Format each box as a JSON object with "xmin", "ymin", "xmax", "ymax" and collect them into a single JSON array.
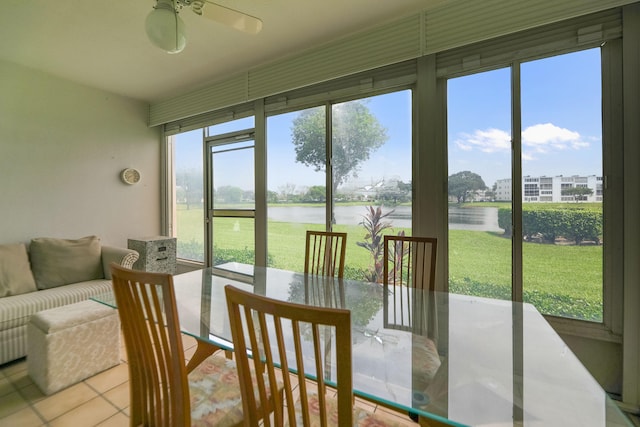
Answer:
[
  {"xmin": 176, "ymin": 206, "xmax": 603, "ymax": 321},
  {"xmin": 448, "ymin": 229, "xmax": 602, "ymax": 321}
]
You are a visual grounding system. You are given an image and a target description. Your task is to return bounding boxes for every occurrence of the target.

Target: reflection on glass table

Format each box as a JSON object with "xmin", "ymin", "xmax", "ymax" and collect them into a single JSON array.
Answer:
[{"xmin": 93, "ymin": 264, "xmax": 631, "ymax": 427}]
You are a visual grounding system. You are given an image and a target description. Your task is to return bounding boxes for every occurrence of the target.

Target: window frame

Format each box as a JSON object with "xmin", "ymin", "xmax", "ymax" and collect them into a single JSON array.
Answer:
[{"xmin": 439, "ymin": 42, "xmax": 623, "ymax": 341}]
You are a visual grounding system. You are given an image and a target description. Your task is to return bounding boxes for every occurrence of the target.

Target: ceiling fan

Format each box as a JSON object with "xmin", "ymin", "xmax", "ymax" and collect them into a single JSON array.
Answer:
[{"xmin": 145, "ymin": 0, "xmax": 263, "ymax": 54}]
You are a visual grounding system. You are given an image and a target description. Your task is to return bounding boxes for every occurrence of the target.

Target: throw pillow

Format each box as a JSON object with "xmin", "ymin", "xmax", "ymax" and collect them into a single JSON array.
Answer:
[
  {"xmin": 0, "ymin": 243, "xmax": 38, "ymax": 297},
  {"xmin": 29, "ymin": 236, "xmax": 104, "ymax": 290}
]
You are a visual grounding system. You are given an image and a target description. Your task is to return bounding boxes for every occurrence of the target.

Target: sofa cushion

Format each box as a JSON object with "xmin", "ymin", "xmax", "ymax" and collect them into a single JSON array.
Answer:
[
  {"xmin": 0, "ymin": 280, "xmax": 113, "ymax": 332},
  {"xmin": 30, "ymin": 236, "xmax": 104, "ymax": 290},
  {"xmin": 0, "ymin": 243, "xmax": 37, "ymax": 297}
]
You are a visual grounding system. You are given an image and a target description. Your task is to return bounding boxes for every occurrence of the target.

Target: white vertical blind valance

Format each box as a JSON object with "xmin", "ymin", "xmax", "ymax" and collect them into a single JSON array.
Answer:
[
  {"xmin": 425, "ymin": 0, "xmax": 629, "ymax": 54},
  {"xmin": 435, "ymin": 8, "xmax": 622, "ymax": 77},
  {"xmin": 149, "ymin": 1, "xmax": 634, "ymax": 128},
  {"xmin": 262, "ymin": 59, "xmax": 418, "ymax": 114},
  {"xmin": 162, "ymin": 101, "xmax": 254, "ymax": 136},
  {"xmin": 249, "ymin": 14, "xmax": 422, "ymax": 101},
  {"xmin": 161, "ymin": 60, "xmax": 418, "ymax": 134},
  {"xmin": 153, "ymin": 73, "xmax": 248, "ymax": 131}
]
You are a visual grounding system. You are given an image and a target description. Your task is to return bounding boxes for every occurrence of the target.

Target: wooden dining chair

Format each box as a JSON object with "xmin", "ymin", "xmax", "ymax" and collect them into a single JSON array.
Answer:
[
  {"xmin": 110, "ymin": 263, "xmax": 272, "ymax": 427},
  {"xmin": 304, "ymin": 230, "xmax": 347, "ymax": 278},
  {"xmin": 383, "ymin": 235, "xmax": 437, "ymax": 331},
  {"xmin": 224, "ymin": 284, "xmax": 404, "ymax": 426}
]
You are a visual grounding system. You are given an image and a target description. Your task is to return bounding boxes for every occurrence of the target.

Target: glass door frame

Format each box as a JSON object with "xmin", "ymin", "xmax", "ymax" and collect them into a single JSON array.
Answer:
[
  {"xmin": 204, "ymin": 128, "xmax": 256, "ymax": 267},
  {"xmin": 442, "ymin": 43, "xmax": 621, "ymax": 335}
]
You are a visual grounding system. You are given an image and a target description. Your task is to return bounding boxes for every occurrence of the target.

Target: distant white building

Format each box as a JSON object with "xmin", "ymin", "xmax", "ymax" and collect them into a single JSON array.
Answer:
[
  {"xmin": 493, "ymin": 175, "xmax": 603, "ymax": 202},
  {"xmin": 495, "ymin": 179, "xmax": 512, "ymax": 201}
]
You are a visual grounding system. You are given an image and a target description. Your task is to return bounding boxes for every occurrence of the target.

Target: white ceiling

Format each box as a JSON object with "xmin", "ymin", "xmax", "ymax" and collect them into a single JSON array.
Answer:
[{"xmin": 0, "ymin": 0, "xmax": 448, "ymax": 103}]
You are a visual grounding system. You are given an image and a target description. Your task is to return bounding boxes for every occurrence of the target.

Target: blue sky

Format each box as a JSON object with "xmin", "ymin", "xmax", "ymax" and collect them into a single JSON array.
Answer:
[
  {"xmin": 176, "ymin": 47, "xmax": 602, "ymax": 192},
  {"xmin": 265, "ymin": 91, "xmax": 412, "ymax": 194},
  {"xmin": 448, "ymin": 47, "xmax": 602, "ymax": 187}
]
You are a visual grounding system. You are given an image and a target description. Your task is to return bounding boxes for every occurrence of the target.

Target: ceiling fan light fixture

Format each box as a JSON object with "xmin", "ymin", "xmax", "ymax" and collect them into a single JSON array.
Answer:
[{"xmin": 145, "ymin": 0, "xmax": 186, "ymax": 54}]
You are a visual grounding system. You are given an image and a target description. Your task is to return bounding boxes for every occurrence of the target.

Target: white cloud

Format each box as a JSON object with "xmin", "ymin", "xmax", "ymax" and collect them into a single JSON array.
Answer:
[
  {"xmin": 455, "ymin": 128, "xmax": 511, "ymax": 153},
  {"xmin": 522, "ymin": 123, "xmax": 588, "ymax": 152},
  {"xmin": 454, "ymin": 123, "xmax": 589, "ymax": 156}
]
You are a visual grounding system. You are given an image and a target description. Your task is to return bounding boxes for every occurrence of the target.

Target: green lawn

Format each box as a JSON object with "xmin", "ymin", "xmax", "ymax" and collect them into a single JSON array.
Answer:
[
  {"xmin": 448, "ymin": 229, "xmax": 602, "ymax": 321},
  {"xmin": 449, "ymin": 230, "xmax": 602, "ymax": 300},
  {"xmin": 176, "ymin": 206, "xmax": 603, "ymax": 321},
  {"xmin": 176, "ymin": 207, "xmax": 390, "ymax": 271}
]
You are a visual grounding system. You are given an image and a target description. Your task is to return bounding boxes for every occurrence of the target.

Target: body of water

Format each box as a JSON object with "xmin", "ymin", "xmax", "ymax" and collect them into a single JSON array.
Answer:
[{"xmin": 267, "ymin": 205, "xmax": 502, "ymax": 232}]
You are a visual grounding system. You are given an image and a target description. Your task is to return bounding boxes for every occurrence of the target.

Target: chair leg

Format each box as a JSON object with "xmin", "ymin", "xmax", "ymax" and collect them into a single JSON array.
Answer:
[{"xmin": 185, "ymin": 341, "xmax": 222, "ymax": 373}]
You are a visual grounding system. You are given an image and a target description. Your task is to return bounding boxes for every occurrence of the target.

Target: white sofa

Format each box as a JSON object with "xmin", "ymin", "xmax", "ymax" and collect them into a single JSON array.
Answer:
[{"xmin": 0, "ymin": 236, "xmax": 139, "ymax": 365}]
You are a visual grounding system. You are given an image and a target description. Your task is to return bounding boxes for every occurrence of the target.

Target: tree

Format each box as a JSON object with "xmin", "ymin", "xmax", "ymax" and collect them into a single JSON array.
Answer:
[
  {"xmin": 448, "ymin": 171, "xmax": 487, "ymax": 203},
  {"xmin": 561, "ymin": 186, "xmax": 593, "ymax": 202},
  {"xmin": 278, "ymin": 183, "xmax": 296, "ymax": 202},
  {"xmin": 377, "ymin": 179, "xmax": 411, "ymax": 205},
  {"xmin": 302, "ymin": 185, "xmax": 326, "ymax": 202},
  {"xmin": 267, "ymin": 190, "xmax": 279, "ymax": 203},
  {"xmin": 214, "ymin": 185, "xmax": 243, "ymax": 204},
  {"xmin": 291, "ymin": 102, "xmax": 388, "ymax": 198},
  {"xmin": 242, "ymin": 190, "xmax": 255, "ymax": 202},
  {"xmin": 176, "ymin": 169, "xmax": 203, "ymax": 210}
]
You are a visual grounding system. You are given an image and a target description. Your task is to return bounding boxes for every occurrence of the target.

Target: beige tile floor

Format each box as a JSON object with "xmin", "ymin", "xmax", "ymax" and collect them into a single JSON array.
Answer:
[{"xmin": 0, "ymin": 333, "xmax": 419, "ymax": 426}]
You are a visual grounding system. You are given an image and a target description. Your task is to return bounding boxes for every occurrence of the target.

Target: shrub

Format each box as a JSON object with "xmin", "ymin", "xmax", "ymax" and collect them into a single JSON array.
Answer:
[
  {"xmin": 213, "ymin": 247, "xmax": 274, "ymax": 266},
  {"xmin": 497, "ymin": 207, "xmax": 602, "ymax": 244},
  {"xmin": 356, "ymin": 206, "xmax": 395, "ymax": 283},
  {"xmin": 177, "ymin": 239, "xmax": 205, "ymax": 262},
  {"xmin": 177, "ymin": 239, "xmax": 274, "ymax": 265},
  {"xmin": 523, "ymin": 209, "xmax": 565, "ymax": 242},
  {"xmin": 563, "ymin": 210, "xmax": 602, "ymax": 244},
  {"xmin": 449, "ymin": 276, "xmax": 601, "ymax": 321},
  {"xmin": 343, "ymin": 265, "xmax": 369, "ymax": 281},
  {"xmin": 498, "ymin": 208, "xmax": 512, "ymax": 237}
]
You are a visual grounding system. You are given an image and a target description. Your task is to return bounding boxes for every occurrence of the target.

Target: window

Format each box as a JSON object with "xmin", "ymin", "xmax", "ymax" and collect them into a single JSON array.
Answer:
[
  {"xmin": 266, "ymin": 90, "xmax": 412, "ymax": 280},
  {"xmin": 447, "ymin": 47, "xmax": 606, "ymax": 322},
  {"xmin": 521, "ymin": 49, "xmax": 603, "ymax": 321},
  {"xmin": 205, "ymin": 117, "xmax": 255, "ymax": 268},
  {"xmin": 167, "ymin": 117, "xmax": 255, "ymax": 265},
  {"xmin": 266, "ymin": 106, "xmax": 326, "ymax": 273},
  {"xmin": 171, "ymin": 128, "xmax": 205, "ymax": 262},
  {"xmin": 448, "ymin": 67, "xmax": 512, "ymax": 301},
  {"xmin": 332, "ymin": 92, "xmax": 412, "ymax": 281},
  {"xmin": 524, "ymin": 184, "xmax": 539, "ymax": 197}
]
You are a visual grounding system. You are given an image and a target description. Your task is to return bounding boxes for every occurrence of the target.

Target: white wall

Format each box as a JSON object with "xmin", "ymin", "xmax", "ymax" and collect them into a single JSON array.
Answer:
[{"xmin": 0, "ymin": 60, "xmax": 161, "ymax": 248}]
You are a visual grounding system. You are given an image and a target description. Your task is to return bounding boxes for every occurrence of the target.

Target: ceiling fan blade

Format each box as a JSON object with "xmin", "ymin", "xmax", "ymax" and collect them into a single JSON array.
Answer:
[{"xmin": 201, "ymin": 2, "xmax": 262, "ymax": 34}]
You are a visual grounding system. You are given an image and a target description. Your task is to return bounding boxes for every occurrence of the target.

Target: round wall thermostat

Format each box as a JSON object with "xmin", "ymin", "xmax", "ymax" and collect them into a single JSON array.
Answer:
[{"xmin": 121, "ymin": 168, "xmax": 141, "ymax": 185}]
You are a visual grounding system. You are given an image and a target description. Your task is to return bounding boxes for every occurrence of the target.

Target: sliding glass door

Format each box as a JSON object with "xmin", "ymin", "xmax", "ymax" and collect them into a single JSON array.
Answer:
[
  {"xmin": 206, "ymin": 123, "xmax": 256, "ymax": 269},
  {"xmin": 447, "ymin": 48, "xmax": 605, "ymax": 322},
  {"xmin": 447, "ymin": 67, "xmax": 513, "ymax": 301}
]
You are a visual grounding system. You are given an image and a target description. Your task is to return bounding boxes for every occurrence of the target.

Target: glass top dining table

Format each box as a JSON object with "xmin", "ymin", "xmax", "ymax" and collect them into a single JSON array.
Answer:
[{"xmin": 94, "ymin": 263, "xmax": 630, "ymax": 427}]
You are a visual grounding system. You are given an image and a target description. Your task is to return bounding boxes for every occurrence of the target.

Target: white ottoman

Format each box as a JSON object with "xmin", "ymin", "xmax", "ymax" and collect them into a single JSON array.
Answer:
[{"xmin": 27, "ymin": 300, "xmax": 120, "ymax": 395}]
